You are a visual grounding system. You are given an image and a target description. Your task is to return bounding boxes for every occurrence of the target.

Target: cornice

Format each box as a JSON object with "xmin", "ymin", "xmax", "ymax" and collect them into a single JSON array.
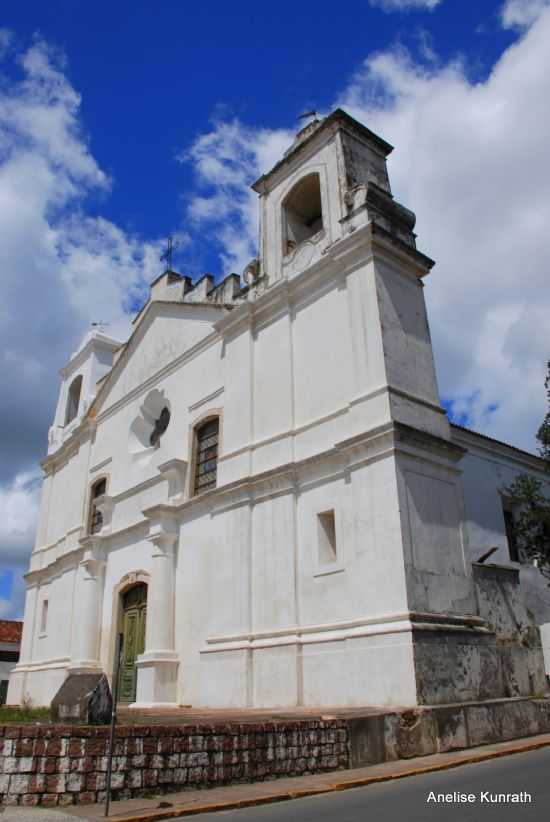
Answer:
[
  {"xmin": 25, "ymin": 545, "xmax": 84, "ymax": 585},
  {"xmin": 252, "ymin": 109, "xmax": 393, "ymax": 194},
  {"xmin": 89, "ymin": 300, "xmax": 225, "ymax": 422},
  {"xmin": 93, "ymin": 328, "xmax": 221, "ymax": 425},
  {"xmin": 143, "ymin": 420, "xmax": 402, "ymax": 523},
  {"xmin": 214, "ymin": 225, "xmax": 373, "ymax": 338},
  {"xmin": 60, "ymin": 333, "xmax": 121, "ymax": 379},
  {"xmin": 215, "ymin": 221, "xmax": 434, "ymax": 343},
  {"xmin": 41, "ymin": 421, "xmax": 94, "ymax": 474},
  {"xmin": 451, "ymin": 424, "xmax": 548, "ymax": 477}
]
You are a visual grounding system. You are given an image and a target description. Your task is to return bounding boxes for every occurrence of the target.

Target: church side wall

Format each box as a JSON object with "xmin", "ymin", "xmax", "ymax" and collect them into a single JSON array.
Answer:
[
  {"xmin": 219, "ymin": 273, "xmax": 359, "ymax": 485},
  {"xmin": 11, "ymin": 311, "xmax": 224, "ymax": 707},
  {"xmin": 396, "ymin": 449, "xmax": 475, "ymax": 617},
  {"xmin": 9, "ymin": 566, "xmax": 78, "ymax": 705},
  {"xmin": 455, "ymin": 430, "xmax": 550, "ymax": 675},
  {"xmin": 176, "ymin": 449, "xmax": 416, "ymax": 709},
  {"xmin": 42, "ymin": 443, "xmax": 91, "ymax": 554}
]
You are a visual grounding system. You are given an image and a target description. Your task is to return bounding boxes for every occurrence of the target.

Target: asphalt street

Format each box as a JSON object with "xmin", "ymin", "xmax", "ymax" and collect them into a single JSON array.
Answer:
[
  {"xmin": 196, "ymin": 746, "xmax": 550, "ymax": 821},
  {"xmin": 1, "ymin": 747, "xmax": 549, "ymax": 822}
]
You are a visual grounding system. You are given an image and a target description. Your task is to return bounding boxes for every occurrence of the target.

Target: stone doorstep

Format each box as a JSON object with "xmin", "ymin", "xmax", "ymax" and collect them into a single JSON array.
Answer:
[
  {"xmin": 115, "ymin": 703, "xmax": 402, "ymax": 726},
  {"xmin": 58, "ymin": 733, "xmax": 550, "ymax": 822}
]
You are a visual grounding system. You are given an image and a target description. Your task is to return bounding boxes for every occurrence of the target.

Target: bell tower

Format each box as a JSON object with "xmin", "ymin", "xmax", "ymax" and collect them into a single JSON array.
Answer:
[
  {"xmin": 249, "ymin": 112, "xmax": 489, "ymax": 704},
  {"xmin": 252, "ymin": 109, "xmax": 446, "ymax": 441},
  {"xmin": 252, "ymin": 109, "xmax": 416, "ymax": 283}
]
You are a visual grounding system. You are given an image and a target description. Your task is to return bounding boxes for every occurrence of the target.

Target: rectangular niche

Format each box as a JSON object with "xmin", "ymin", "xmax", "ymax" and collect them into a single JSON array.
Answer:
[
  {"xmin": 317, "ymin": 510, "xmax": 337, "ymax": 566},
  {"xmin": 40, "ymin": 599, "xmax": 49, "ymax": 635}
]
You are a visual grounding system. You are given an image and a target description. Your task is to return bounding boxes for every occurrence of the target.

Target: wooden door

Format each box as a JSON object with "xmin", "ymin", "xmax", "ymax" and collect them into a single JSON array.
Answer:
[{"xmin": 118, "ymin": 583, "xmax": 147, "ymax": 703}]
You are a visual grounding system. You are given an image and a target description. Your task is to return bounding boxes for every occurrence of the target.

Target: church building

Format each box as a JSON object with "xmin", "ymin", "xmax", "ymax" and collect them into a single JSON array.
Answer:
[{"xmin": 9, "ymin": 109, "xmax": 550, "ymax": 710}]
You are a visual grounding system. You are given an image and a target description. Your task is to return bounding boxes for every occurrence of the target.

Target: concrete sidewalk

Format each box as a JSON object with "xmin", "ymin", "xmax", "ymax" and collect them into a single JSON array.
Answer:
[{"xmin": 58, "ymin": 732, "xmax": 550, "ymax": 822}]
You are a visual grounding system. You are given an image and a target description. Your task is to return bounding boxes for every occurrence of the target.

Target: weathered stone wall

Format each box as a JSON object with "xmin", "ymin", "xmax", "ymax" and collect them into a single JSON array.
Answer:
[
  {"xmin": 349, "ymin": 697, "xmax": 550, "ymax": 767},
  {"xmin": 0, "ymin": 720, "xmax": 348, "ymax": 807},
  {"xmin": 473, "ymin": 563, "xmax": 547, "ymax": 697},
  {"xmin": 412, "ymin": 564, "xmax": 548, "ymax": 705}
]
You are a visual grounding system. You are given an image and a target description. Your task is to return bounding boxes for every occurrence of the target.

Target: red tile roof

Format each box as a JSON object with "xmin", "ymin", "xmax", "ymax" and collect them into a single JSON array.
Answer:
[{"xmin": 0, "ymin": 620, "xmax": 23, "ymax": 644}]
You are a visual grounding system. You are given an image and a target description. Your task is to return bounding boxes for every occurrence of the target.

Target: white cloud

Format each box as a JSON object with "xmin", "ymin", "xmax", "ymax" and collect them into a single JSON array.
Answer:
[
  {"xmin": 500, "ymin": 0, "xmax": 550, "ymax": 29},
  {"xmin": 0, "ymin": 470, "xmax": 41, "ymax": 565},
  {"xmin": 0, "ymin": 470, "xmax": 41, "ymax": 619},
  {"xmin": 0, "ymin": 37, "xmax": 160, "ymax": 470},
  {"xmin": 336, "ymin": 14, "xmax": 550, "ymax": 451},
  {"xmin": 182, "ymin": 120, "xmax": 293, "ymax": 273},
  {"xmin": 369, "ymin": 0, "xmax": 441, "ymax": 12},
  {"xmin": 182, "ymin": 9, "xmax": 550, "ymax": 456},
  {"xmin": 0, "ymin": 39, "xmax": 162, "ymax": 617}
]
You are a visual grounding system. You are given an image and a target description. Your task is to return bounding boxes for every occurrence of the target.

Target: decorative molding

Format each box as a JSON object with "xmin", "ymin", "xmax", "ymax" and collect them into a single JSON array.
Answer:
[
  {"xmin": 92, "ymin": 305, "xmax": 223, "ymax": 424},
  {"xmin": 90, "ymin": 456, "xmax": 112, "ymax": 474},
  {"xmin": 158, "ymin": 459, "xmax": 188, "ymax": 502},
  {"xmin": 451, "ymin": 425, "xmax": 548, "ymax": 476},
  {"xmin": 144, "ymin": 509, "xmax": 179, "ymax": 554},
  {"xmin": 11, "ymin": 656, "xmax": 71, "ymax": 673},
  {"xmin": 188, "ymin": 386, "xmax": 224, "ymax": 413},
  {"xmin": 201, "ymin": 610, "xmax": 489, "ymax": 654},
  {"xmin": 60, "ymin": 332, "xmax": 120, "ymax": 379}
]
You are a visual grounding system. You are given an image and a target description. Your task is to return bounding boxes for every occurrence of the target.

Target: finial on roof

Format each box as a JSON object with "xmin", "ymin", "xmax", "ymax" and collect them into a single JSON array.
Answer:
[{"xmin": 160, "ymin": 235, "xmax": 180, "ymax": 272}]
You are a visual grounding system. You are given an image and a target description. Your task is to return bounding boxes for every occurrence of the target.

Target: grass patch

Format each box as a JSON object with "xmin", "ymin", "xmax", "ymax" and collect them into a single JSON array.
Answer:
[{"xmin": 0, "ymin": 705, "xmax": 51, "ymax": 724}]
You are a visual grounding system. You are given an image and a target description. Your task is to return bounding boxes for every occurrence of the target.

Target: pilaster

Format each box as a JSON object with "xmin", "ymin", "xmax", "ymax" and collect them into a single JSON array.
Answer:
[
  {"xmin": 68, "ymin": 537, "xmax": 105, "ymax": 673},
  {"xmin": 133, "ymin": 512, "xmax": 179, "ymax": 707}
]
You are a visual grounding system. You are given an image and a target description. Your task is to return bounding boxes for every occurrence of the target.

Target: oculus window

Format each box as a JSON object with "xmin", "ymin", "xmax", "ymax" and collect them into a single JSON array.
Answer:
[{"xmin": 150, "ymin": 406, "xmax": 171, "ymax": 447}]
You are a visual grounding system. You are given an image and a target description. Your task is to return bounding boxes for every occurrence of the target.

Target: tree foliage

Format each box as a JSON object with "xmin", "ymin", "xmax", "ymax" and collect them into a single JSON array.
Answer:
[{"xmin": 505, "ymin": 361, "xmax": 550, "ymax": 583}]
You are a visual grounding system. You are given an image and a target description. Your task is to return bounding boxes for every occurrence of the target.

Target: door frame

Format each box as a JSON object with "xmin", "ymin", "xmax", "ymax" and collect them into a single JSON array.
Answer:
[
  {"xmin": 119, "ymin": 583, "xmax": 147, "ymax": 703},
  {"xmin": 108, "ymin": 571, "xmax": 150, "ymax": 695}
]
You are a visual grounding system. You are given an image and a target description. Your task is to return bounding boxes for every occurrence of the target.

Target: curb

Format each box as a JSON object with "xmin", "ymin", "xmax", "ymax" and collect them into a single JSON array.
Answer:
[{"xmin": 103, "ymin": 736, "xmax": 550, "ymax": 822}]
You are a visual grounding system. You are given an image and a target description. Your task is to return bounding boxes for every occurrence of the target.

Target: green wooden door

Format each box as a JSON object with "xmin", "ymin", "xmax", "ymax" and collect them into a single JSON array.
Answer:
[{"xmin": 118, "ymin": 583, "xmax": 147, "ymax": 703}]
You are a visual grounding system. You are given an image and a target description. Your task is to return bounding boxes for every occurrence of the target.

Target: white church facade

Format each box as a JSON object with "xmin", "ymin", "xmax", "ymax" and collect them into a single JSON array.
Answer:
[{"xmin": 9, "ymin": 109, "xmax": 550, "ymax": 710}]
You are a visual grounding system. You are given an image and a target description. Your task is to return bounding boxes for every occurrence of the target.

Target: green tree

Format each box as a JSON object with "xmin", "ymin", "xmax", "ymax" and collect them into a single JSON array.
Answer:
[{"xmin": 505, "ymin": 361, "xmax": 550, "ymax": 583}]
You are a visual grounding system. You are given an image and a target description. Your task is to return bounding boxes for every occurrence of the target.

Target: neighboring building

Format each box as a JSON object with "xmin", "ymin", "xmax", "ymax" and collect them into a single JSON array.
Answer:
[
  {"xmin": 8, "ymin": 109, "xmax": 550, "ymax": 710},
  {"xmin": 0, "ymin": 621, "xmax": 22, "ymax": 704},
  {"xmin": 453, "ymin": 426, "xmax": 550, "ymax": 677}
]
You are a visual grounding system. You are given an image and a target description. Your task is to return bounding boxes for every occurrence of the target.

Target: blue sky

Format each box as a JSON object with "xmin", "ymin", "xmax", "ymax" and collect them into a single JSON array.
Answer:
[
  {"xmin": 0, "ymin": 0, "xmax": 518, "ymax": 271},
  {"xmin": 1, "ymin": 0, "xmax": 549, "ymax": 619}
]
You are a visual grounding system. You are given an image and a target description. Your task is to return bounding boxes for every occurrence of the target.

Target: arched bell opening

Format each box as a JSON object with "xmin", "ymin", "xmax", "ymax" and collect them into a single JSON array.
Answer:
[{"xmin": 282, "ymin": 172, "xmax": 323, "ymax": 255}]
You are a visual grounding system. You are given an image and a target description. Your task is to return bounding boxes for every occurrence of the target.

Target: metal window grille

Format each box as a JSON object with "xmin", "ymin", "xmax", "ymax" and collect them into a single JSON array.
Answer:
[
  {"xmin": 194, "ymin": 418, "xmax": 219, "ymax": 495},
  {"xmin": 90, "ymin": 478, "xmax": 107, "ymax": 534}
]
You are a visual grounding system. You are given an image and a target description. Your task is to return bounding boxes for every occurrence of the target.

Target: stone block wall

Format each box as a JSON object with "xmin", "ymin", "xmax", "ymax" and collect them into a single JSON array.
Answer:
[
  {"xmin": 0, "ymin": 720, "xmax": 349, "ymax": 807},
  {"xmin": 473, "ymin": 563, "xmax": 547, "ymax": 697}
]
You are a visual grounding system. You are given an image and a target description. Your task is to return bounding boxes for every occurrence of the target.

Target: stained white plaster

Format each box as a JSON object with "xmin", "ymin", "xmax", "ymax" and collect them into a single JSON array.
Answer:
[{"xmin": 9, "ymin": 110, "xmax": 550, "ymax": 708}]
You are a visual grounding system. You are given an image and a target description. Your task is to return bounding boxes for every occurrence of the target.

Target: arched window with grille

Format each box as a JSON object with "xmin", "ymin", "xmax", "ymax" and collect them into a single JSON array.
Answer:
[
  {"xmin": 65, "ymin": 375, "xmax": 83, "ymax": 425},
  {"xmin": 89, "ymin": 477, "xmax": 107, "ymax": 534},
  {"xmin": 193, "ymin": 418, "xmax": 219, "ymax": 495}
]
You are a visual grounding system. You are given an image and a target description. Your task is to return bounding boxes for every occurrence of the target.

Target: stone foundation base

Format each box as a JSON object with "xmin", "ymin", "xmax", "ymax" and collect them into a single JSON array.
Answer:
[
  {"xmin": 349, "ymin": 696, "xmax": 550, "ymax": 766},
  {"xmin": 1, "ymin": 696, "xmax": 549, "ymax": 806}
]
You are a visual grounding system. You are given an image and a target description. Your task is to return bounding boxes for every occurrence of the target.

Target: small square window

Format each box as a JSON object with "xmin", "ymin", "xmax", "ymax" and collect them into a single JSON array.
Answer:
[{"xmin": 317, "ymin": 510, "xmax": 337, "ymax": 565}]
